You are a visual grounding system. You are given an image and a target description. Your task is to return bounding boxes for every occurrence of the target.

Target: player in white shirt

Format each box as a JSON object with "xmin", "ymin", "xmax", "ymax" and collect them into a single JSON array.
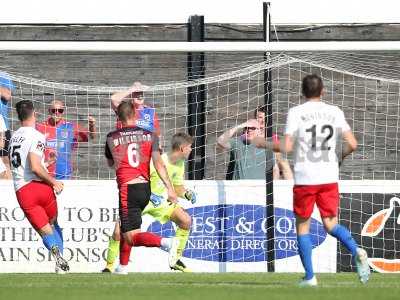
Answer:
[
  {"xmin": 0, "ymin": 114, "xmax": 6, "ymax": 175},
  {"xmin": 284, "ymin": 74, "xmax": 369, "ymax": 286},
  {"xmin": 9, "ymin": 100, "xmax": 69, "ymax": 273}
]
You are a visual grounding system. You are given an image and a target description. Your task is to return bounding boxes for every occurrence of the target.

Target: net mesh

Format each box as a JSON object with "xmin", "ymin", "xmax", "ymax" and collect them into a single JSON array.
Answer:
[{"xmin": 2, "ymin": 51, "xmax": 400, "ymax": 271}]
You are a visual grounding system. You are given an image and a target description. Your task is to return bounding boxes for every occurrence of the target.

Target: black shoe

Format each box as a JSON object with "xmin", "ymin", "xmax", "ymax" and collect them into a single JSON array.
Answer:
[
  {"xmin": 170, "ymin": 259, "xmax": 192, "ymax": 272},
  {"xmin": 102, "ymin": 267, "xmax": 112, "ymax": 273},
  {"xmin": 51, "ymin": 246, "xmax": 70, "ymax": 272}
]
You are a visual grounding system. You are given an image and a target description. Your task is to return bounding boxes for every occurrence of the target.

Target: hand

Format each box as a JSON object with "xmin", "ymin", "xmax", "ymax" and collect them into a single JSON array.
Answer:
[
  {"xmin": 88, "ymin": 116, "xmax": 96, "ymax": 131},
  {"xmin": 167, "ymin": 188, "xmax": 178, "ymax": 204},
  {"xmin": 184, "ymin": 189, "xmax": 197, "ymax": 204},
  {"xmin": 129, "ymin": 82, "xmax": 149, "ymax": 93},
  {"xmin": 251, "ymin": 136, "xmax": 267, "ymax": 148},
  {"xmin": 150, "ymin": 193, "xmax": 164, "ymax": 207},
  {"xmin": 53, "ymin": 181, "xmax": 64, "ymax": 195},
  {"xmin": 45, "ymin": 152, "xmax": 57, "ymax": 168}
]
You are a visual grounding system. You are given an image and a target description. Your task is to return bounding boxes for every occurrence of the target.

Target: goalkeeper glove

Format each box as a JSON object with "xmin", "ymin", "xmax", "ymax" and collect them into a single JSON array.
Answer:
[
  {"xmin": 184, "ymin": 189, "xmax": 197, "ymax": 204},
  {"xmin": 150, "ymin": 193, "xmax": 164, "ymax": 207}
]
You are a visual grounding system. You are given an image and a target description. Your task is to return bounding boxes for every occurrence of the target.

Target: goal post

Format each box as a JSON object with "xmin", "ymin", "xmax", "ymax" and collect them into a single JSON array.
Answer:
[{"xmin": 1, "ymin": 41, "xmax": 400, "ymax": 52}]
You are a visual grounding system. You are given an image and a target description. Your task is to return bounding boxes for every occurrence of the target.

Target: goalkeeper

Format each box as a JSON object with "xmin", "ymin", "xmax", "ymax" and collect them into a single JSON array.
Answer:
[{"xmin": 103, "ymin": 132, "xmax": 196, "ymax": 273}]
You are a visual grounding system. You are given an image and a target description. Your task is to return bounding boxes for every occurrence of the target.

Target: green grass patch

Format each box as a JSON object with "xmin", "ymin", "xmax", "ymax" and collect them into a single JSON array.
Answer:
[{"xmin": 0, "ymin": 273, "xmax": 399, "ymax": 300}]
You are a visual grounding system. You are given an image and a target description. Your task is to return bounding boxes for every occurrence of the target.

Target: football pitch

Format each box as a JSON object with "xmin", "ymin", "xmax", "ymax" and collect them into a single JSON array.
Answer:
[{"xmin": 0, "ymin": 273, "xmax": 399, "ymax": 300}]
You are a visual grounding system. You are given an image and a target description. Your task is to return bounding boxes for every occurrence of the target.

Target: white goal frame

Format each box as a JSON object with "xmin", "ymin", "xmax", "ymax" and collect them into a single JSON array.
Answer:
[{"xmin": 0, "ymin": 41, "xmax": 400, "ymax": 52}]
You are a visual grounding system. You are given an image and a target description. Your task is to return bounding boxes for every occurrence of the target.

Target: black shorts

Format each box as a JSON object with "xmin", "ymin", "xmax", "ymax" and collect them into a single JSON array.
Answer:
[
  {"xmin": 0, "ymin": 130, "xmax": 11, "ymax": 157},
  {"xmin": 119, "ymin": 182, "xmax": 150, "ymax": 233}
]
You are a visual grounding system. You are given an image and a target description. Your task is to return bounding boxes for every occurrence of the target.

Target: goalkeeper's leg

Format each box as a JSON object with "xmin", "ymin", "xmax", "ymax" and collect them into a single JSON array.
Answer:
[
  {"xmin": 102, "ymin": 221, "xmax": 121, "ymax": 273},
  {"xmin": 169, "ymin": 207, "xmax": 192, "ymax": 272}
]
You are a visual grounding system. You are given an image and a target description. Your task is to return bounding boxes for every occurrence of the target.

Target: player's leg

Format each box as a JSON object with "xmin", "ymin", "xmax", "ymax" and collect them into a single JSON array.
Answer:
[
  {"xmin": 42, "ymin": 183, "xmax": 69, "ymax": 273},
  {"xmin": 317, "ymin": 183, "xmax": 370, "ymax": 284},
  {"xmin": 114, "ymin": 234, "xmax": 132, "ymax": 274},
  {"xmin": 16, "ymin": 181, "xmax": 69, "ymax": 272},
  {"xmin": 102, "ymin": 221, "xmax": 121, "ymax": 273},
  {"xmin": 121, "ymin": 183, "xmax": 168, "ymax": 247},
  {"xmin": 45, "ymin": 197, "xmax": 64, "ymax": 255},
  {"xmin": 295, "ymin": 216, "xmax": 316, "ymax": 286},
  {"xmin": 169, "ymin": 207, "xmax": 192, "ymax": 271},
  {"xmin": 117, "ymin": 183, "xmax": 171, "ymax": 274},
  {"xmin": 293, "ymin": 185, "xmax": 318, "ymax": 286},
  {"xmin": 142, "ymin": 200, "xmax": 189, "ymax": 271}
]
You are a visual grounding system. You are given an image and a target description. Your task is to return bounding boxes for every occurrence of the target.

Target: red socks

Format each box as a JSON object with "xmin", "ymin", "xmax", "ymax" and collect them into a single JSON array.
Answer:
[
  {"xmin": 119, "ymin": 232, "xmax": 162, "ymax": 265},
  {"xmin": 119, "ymin": 237, "xmax": 132, "ymax": 266},
  {"xmin": 132, "ymin": 232, "xmax": 162, "ymax": 247}
]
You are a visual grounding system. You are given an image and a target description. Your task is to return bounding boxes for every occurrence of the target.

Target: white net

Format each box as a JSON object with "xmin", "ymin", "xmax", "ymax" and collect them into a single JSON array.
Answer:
[
  {"xmin": 272, "ymin": 52, "xmax": 400, "ymax": 273},
  {"xmin": 2, "ymin": 51, "xmax": 400, "ymax": 271}
]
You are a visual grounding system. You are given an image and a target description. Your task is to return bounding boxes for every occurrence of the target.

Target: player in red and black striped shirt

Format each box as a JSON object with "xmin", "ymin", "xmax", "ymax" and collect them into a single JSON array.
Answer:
[{"xmin": 105, "ymin": 101, "xmax": 178, "ymax": 273}]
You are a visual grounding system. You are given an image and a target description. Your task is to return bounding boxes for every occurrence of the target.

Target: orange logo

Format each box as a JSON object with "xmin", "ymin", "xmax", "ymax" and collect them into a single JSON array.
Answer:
[{"xmin": 361, "ymin": 197, "xmax": 400, "ymax": 273}]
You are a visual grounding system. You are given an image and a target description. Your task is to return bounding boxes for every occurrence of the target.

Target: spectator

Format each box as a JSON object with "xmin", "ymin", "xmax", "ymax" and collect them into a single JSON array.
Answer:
[
  {"xmin": 0, "ymin": 72, "xmax": 16, "ymax": 179},
  {"xmin": 36, "ymin": 99, "xmax": 96, "ymax": 179},
  {"xmin": 217, "ymin": 107, "xmax": 274, "ymax": 180},
  {"xmin": 218, "ymin": 106, "xmax": 292, "ymax": 180},
  {"xmin": 253, "ymin": 105, "xmax": 293, "ymax": 180},
  {"xmin": 111, "ymin": 81, "xmax": 160, "ymax": 136}
]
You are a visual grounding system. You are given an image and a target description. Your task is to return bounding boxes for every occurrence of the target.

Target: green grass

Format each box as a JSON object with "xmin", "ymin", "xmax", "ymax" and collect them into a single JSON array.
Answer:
[{"xmin": 0, "ymin": 273, "xmax": 399, "ymax": 300}]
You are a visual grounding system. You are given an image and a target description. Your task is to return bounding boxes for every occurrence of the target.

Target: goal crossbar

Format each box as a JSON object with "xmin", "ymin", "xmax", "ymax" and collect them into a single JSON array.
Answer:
[{"xmin": 1, "ymin": 41, "xmax": 400, "ymax": 52}]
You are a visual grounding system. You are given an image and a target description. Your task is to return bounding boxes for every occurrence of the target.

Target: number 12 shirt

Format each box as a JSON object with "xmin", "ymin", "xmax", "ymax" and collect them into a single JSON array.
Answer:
[{"xmin": 285, "ymin": 101, "xmax": 351, "ymax": 185}]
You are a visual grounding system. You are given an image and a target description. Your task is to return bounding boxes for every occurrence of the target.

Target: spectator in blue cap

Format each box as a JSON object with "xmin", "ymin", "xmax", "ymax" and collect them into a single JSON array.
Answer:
[{"xmin": 0, "ymin": 72, "xmax": 16, "ymax": 179}]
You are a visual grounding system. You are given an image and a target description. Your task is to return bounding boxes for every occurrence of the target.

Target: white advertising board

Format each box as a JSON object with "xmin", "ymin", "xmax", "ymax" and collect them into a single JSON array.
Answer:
[{"xmin": 0, "ymin": 179, "xmax": 340, "ymax": 273}]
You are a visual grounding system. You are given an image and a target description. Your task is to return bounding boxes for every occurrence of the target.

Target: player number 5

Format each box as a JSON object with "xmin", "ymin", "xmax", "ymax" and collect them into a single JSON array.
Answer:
[{"xmin": 10, "ymin": 145, "xmax": 22, "ymax": 168}]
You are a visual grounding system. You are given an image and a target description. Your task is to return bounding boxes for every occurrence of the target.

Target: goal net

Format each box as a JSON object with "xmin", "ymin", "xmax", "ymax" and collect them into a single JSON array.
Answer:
[{"xmin": 2, "ymin": 50, "xmax": 400, "ymax": 273}]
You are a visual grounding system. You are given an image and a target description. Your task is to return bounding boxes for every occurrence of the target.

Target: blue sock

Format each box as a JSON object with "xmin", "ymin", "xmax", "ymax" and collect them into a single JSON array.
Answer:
[
  {"xmin": 42, "ymin": 233, "xmax": 57, "ymax": 251},
  {"xmin": 53, "ymin": 223, "xmax": 64, "ymax": 254},
  {"xmin": 297, "ymin": 234, "xmax": 314, "ymax": 280},
  {"xmin": 330, "ymin": 224, "xmax": 358, "ymax": 257}
]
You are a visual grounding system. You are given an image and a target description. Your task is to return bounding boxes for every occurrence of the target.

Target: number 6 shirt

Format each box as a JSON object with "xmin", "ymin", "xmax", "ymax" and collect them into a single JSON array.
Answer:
[
  {"xmin": 8, "ymin": 126, "xmax": 46, "ymax": 191},
  {"xmin": 105, "ymin": 126, "xmax": 159, "ymax": 186},
  {"xmin": 285, "ymin": 101, "xmax": 351, "ymax": 185}
]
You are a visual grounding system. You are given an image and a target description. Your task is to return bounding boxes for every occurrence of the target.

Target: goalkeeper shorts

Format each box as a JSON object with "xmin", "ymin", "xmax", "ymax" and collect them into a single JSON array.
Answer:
[
  {"xmin": 142, "ymin": 200, "xmax": 180, "ymax": 224},
  {"xmin": 293, "ymin": 183, "xmax": 339, "ymax": 219}
]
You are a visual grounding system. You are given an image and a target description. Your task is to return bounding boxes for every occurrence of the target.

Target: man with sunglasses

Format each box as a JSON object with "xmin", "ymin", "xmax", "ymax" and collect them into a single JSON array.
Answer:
[
  {"xmin": 217, "ymin": 106, "xmax": 275, "ymax": 180},
  {"xmin": 36, "ymin": 100, "xmax": 96, "ymax": 179}
]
